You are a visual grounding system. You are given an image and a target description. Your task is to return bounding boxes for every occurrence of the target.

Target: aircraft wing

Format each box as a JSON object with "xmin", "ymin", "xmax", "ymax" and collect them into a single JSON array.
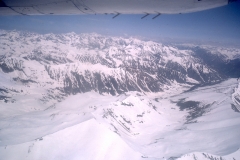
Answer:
[{"xmin": 0, "ymin": 0, "xmax": 236, "ymax": 15}]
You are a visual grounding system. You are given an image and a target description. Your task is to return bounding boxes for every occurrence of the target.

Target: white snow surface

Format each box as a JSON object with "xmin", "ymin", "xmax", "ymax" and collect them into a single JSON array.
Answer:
[
  {"xmin": 0, "ymin": 30, "xmax": 240, "ymax": 160},
  {"xmin": 0, "ymin": 79, "xmax": 240, "ymax": 160}
]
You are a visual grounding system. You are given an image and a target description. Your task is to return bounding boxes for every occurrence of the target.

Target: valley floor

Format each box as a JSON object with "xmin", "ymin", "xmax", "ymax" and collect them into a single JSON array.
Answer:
[{"xmin": 0, "ymin": 78, "xmax": 240, "ymax": 160}]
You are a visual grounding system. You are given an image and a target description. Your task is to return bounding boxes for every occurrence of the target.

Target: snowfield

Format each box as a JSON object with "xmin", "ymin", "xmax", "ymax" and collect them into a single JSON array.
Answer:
[
  {"xmin": 0, "ymin": 79, "xmax": 240, "ymax": 160},
  {"xmin": 0, "ymin": 30, "xmax": 240, "ymax": 160}
]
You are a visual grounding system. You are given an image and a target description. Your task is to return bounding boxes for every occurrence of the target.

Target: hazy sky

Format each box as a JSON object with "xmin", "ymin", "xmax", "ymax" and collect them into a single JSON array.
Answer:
[{"xmin": 0, "ymin": 1, "xmax": 240, "ymax": 45}]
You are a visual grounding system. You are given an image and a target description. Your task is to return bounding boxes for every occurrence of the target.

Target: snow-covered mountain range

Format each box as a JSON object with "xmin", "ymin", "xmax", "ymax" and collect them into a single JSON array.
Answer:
[
  {"xmin": 1, "ymin": 30, "xmax": 240, "ymax": 96},
  {"xmin": 0, "ymin": 30, "xmax": 240, "ymax": 160}
]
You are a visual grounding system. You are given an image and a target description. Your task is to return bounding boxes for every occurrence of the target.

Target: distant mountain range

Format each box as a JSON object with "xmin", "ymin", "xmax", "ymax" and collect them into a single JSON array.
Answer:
[{"xmin": 0, "ymin": 30, "xmax": 240, "ymax": 97}]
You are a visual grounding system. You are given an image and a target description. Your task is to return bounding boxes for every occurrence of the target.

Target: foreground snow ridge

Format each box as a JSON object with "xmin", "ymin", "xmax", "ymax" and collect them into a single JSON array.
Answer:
[{"xmin": 0, "ymin": 80, "xmax": 240, "ymax": 160}]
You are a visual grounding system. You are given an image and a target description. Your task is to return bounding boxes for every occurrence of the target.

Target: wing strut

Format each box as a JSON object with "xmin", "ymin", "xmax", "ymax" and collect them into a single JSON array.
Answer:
[
  {"xmin": 112, "ymin": 12, "xmax": 120, "ymax": 19},
  {"xmin": 141, "ymin": 13, "xmax": 149, "ymax": 19},
  {"xmin": 152, "ymin": 13, "xmax": 161, "ymax": 19}
]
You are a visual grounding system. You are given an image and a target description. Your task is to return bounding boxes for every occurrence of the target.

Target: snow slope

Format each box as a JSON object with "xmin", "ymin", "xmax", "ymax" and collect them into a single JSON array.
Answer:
[
  {"xmin": 0, "ymin": 119, "xmax": 147, "ymax": 160},
  {"xmin": 0, "ymin": 30, "xmax": 240, "ymax": 160},
  {"xmin": 0, "ymin": 79, "xmax": 240, "ymax": 160}
]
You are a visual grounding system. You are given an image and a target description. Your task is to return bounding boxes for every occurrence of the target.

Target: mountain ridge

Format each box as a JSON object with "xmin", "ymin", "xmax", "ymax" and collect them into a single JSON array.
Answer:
[{"xmin": 1, "ymin": 30, "xmax": 239, "ymax": 97}]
